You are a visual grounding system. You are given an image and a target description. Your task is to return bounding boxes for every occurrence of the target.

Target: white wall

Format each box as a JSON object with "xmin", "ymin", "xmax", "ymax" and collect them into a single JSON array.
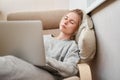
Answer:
[
  {"xmin": 69, "ymin": 0, "xmax": 87, "ymax": 10},
  {"xmin": 87, "ymin": 0, "xmax": 97, "ymax": 7},
  {"xmin": 0, "ymin": 0, "xmax": 69, "ymax": 19},
  {"xmin": 91, "ymin": 0, "xmax": 120, "ymax": 80},
  {"xmin": 0, "ymin": 0, "xmax": 69, "ymax": 13},
  {"xmin": 69, "ymin": 0, "xmax": 106, "ymax": 14}
]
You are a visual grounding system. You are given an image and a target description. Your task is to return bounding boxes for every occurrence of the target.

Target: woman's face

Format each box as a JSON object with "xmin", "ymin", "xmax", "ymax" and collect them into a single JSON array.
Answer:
[{"xmin": 59, "ymin": 12, "xmax": 81, "ymax": 35}]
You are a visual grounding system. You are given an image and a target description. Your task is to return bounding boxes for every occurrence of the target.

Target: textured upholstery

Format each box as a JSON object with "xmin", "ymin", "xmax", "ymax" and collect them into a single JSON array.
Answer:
[
  {"xmin": 75, "ymin": 11, "xmax": 96, "ymax": 62},
  {"xmin": 7, "ymin": 10, "xmax": 69, "ymax": 30},
  {"xmin": 43, "ymin": 29, "xmax": 60, "ymax": 37}
]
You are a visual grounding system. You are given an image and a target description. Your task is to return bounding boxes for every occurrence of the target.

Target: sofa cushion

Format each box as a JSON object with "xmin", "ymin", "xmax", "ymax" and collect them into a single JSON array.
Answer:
[
  {"xmin": 75, "ymin": 11, "xmax": 96, "ymax": 62},
  {"xmin": 43, "ymin": 29, "xmax": 60, "ymax": 36},
  {"xmin": 7, "ymin": 10, "xmax": 69, "ymax": 30}
]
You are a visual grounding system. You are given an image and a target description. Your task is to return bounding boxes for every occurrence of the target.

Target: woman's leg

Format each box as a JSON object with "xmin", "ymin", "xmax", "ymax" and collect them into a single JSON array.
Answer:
[{"xmin": 0, "ymin": 55, "xmax": 55, "ymax": 80}]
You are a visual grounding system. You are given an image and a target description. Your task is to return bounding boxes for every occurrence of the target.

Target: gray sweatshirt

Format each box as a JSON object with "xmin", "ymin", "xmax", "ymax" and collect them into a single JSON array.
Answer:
[{"xmin": 44, "ymin": 35, "xmax": 80, "ymax": 77}]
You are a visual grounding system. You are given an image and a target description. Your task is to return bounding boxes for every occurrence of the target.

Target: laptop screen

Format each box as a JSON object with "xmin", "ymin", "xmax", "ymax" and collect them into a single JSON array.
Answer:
[{"xmin": 0, "ymin": 21, "xmax": 46, "ymax": 66}]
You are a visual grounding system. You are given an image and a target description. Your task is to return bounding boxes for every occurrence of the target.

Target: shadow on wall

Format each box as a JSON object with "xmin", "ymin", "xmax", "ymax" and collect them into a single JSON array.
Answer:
[{"xmin": 90, "ymin": 0, "xmax": 118, "ymax": 80}]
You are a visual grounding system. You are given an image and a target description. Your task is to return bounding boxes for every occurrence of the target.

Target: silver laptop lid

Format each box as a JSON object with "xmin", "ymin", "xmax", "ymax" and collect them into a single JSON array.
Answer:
[{"xmin": 0, "ymin": 21, "xmax": 46, "ymax": 66}]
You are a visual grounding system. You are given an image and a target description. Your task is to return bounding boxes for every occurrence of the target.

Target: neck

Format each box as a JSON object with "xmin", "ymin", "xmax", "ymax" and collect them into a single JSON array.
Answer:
[{"xmin": 56, "ymin": 32, "xmax": 71, "ymax": 40}]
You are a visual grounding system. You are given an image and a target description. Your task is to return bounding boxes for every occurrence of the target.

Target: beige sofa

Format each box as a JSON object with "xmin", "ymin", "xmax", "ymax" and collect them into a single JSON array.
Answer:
[{"xmin": 7, "ymin": 9, "xmax": 96, "ymax": 80}]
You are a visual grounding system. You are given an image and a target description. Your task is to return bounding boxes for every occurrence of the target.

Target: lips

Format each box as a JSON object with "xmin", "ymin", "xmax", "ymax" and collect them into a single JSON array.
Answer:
[{"xmin": 61, "ymin": 24, "xmax": 66, "ymax": 29}]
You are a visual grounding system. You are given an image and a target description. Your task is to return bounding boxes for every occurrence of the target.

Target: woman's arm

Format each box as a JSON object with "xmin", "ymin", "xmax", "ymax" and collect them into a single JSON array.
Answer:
[{"xmin": 46, "ymin": 42, "xmax": 80, "ymax": 77}]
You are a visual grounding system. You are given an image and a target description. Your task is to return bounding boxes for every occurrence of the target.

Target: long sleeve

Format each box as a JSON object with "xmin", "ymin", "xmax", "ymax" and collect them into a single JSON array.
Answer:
[
  {"xmin": 46, "ymin": 41, "xmax": 80, "ymax": 77},
  {"xmin": 47, "ymin": 51, "xmax": 79, "ymax": 77}
]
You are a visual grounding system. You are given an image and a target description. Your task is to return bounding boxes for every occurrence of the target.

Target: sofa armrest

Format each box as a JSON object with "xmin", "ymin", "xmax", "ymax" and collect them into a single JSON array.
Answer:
[{"xmin": 78, "ymin": 63, "xmax": 92, "ymax": 80}]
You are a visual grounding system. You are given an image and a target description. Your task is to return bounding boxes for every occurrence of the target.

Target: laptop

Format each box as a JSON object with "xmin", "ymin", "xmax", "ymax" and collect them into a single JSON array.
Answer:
[
  {"xmin": 0, "ymin": 21, "xmax": 58, "ymax": 73},
  {"xmin": 0, "ymin": 21, "xmax": 46, "ymax": 66}
]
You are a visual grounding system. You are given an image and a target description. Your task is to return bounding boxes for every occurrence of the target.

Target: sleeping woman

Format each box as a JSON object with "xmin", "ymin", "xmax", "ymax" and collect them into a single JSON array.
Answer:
[{"xmin": 0, "ymin": 9, "xmax": 83, "ymax": 80}]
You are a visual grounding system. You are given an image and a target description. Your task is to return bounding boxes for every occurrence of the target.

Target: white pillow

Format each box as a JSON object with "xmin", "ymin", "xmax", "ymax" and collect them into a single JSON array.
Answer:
[{"xmin": 75, "ymin": 11, "xmax": 96, "ymax": 62}]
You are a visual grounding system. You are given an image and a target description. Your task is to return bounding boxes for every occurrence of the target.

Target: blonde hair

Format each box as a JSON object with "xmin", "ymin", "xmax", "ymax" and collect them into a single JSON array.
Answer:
[
  {"xmin": 69, "ymin": 9, "xmax": 83, "ymax": 39},
  {"xmin": 69, "ymin": 9, "xmax": 83, "ymax": 26}
]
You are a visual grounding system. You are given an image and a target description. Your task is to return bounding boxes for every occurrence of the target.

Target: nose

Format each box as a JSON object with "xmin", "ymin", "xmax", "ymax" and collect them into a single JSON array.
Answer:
[{"xmin": 64, "ymin": 20, "xmax": 68, "ymax": 25}]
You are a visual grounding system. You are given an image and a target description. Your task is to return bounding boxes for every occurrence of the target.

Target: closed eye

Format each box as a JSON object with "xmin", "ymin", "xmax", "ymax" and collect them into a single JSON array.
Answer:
[
  {"xmin": 64, "ymin": 16, "xmax": 77, "ymax": 25},
  {"xmin": 70, "ymin": 20, "xmax": 75, "ymax": 24}
]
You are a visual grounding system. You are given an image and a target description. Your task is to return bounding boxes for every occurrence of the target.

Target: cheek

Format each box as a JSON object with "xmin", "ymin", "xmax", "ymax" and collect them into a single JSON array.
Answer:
[{"xmin": 70, "ymin": 25, "xmax": 78, "ymax": 32}]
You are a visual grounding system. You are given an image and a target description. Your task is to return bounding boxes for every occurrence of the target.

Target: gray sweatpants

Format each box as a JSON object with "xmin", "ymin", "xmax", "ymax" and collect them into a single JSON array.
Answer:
[{"xmin": 0, "ymin": 55, "xmax": 55, "ymax": 80}]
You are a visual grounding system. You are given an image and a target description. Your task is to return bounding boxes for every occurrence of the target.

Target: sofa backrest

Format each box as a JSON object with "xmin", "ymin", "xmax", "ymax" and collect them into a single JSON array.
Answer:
[
  {"xmin": 7, "ymin": 10, "xmax": 69, "ymax": 36},
  {"xmin": 7, "ymin": 10, "xmax": 69, "ymax": 30}
]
